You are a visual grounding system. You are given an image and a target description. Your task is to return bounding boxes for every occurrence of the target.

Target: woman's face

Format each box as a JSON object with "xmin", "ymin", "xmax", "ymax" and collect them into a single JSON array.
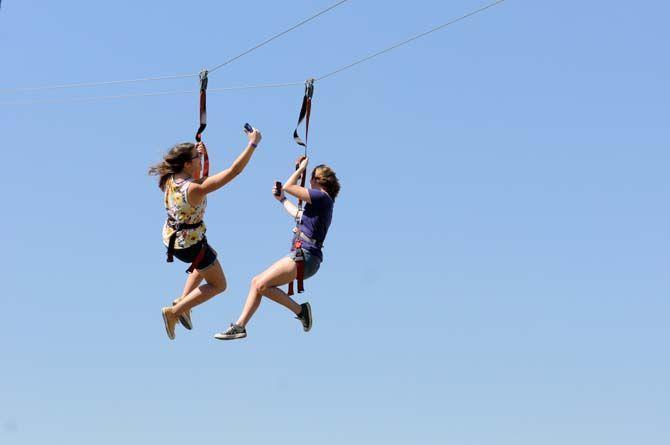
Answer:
[{"xmin": 185, "ymin": 149, "xmax": 201, "ymax": 176}]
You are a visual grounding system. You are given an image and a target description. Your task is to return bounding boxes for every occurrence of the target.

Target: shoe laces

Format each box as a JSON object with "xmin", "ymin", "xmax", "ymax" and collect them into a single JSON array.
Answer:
[{"xmin": 226, "ymin": 323, "xmax": 241, "ymax": 334}]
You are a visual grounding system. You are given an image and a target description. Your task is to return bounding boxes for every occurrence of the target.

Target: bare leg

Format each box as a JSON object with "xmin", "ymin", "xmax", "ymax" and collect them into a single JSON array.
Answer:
[
  {"xmin": 261, "ymin": 286, "xmax": 301, "ymax": 315},
  {"xmin": 169, "ymin": 259, "xmax": 227, "ymax": 317},
  {"xmin": 236, "ymin": 257, "xmax": 298, "ymax": 327},
  {"xmin": 173, "ymin": 270, "xmax": 204, "ymax": 305}
]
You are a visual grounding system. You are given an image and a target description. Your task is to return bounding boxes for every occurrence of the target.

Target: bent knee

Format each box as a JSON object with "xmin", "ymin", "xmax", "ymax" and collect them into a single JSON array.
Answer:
[
  {"xmin": 251, "ymin": 275, "xmax": 267, "ymax": 293},
  {"xmin": 208, "ymin": 279, "xmax": 227, "ymax": 295}
]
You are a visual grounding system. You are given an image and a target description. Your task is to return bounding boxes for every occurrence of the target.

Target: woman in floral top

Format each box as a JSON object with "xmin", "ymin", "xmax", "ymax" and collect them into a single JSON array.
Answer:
[{"xmin": 149, "ymin": 128, "xmax": 262, "ymax": 340}]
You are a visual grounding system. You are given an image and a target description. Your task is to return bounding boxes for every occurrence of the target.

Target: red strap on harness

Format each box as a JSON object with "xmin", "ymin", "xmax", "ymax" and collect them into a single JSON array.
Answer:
[
  {"xmin": 186, "ymin": 242, "xmax": 207, "ymax": 274},
  {"xmin": 287, "ymin": 240, "xmax": 305, "ymax": 296}
]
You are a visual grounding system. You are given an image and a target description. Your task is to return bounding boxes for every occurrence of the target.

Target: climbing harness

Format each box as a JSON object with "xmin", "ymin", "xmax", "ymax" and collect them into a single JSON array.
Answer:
[
  {"xmin": 165, "ymin": 218, "xmax": 207, "ymax": 273},
  {"xmin": 287, "ymin": 79, "xmax": 315, "ymax": 296}
]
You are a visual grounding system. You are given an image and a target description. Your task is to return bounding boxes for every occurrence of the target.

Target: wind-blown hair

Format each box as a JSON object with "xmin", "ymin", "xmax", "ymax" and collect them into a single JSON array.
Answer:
[{"xmin": 148, "ymin": 143, "xmax": 196, "ymax": 191}]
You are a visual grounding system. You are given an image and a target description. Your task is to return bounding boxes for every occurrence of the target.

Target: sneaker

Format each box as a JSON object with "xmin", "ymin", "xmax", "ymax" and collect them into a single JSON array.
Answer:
[
  {"xmin": 214, "ymin": 324, "xmax": 247, "ymax": 341},
  {"xmin": 161, "ymin": 307, "xmax": 177, "ymax": 340},
  {"xmin": 295, "ymin": 302, "xmax": 312, "ymax": 332},
  {"xmin": 179, "ymin": 310, "xmax": 193, "ymax": 330},
  {"xmin": 172, "ymin": 300, "xmax": 193, "ymax": 330}
]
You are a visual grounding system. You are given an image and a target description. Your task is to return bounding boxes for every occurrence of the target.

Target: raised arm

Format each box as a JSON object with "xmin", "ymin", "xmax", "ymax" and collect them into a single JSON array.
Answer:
[
  {"xmin": 189, "ymin": 129, "xmax": 262, "ymax": 203},
  {"xmin": 282, "ymin": 157, "xmax": 311, "ymax": 204}
]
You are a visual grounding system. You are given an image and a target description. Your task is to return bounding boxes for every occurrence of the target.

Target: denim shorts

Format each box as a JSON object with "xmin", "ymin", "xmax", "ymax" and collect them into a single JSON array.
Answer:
[
  {"xmin": 289, "ymin": 248, "xmax": 321, "ymax": 280},
  {"xmin": 172, "ymin": 239, "xmax": 218, "ymax": 271}
]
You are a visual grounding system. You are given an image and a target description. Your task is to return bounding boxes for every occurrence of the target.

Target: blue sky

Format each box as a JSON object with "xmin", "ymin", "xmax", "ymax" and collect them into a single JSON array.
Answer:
[{"xmin": 1, "ymin": 1, "xmax": 669, "ymax": 444}]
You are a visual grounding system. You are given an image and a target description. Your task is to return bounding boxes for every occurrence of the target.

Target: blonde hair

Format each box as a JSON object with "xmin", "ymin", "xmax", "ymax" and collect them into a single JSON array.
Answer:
[
  {"xmin": 148, "ymin": 143, "xmax": 196, "ymax": 191},
  {"xmin": 312, "ymin": 164, "xmax": 340, "ymax": 200}
]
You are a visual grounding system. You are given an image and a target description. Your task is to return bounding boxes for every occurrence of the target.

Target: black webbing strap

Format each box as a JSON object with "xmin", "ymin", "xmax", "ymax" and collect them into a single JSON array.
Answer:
[
  {"xmin": 195, "ymin": 69, "xmax": 210, "ymax": 178},
  {"xmin": 292, "ymin": 78, "xmax": 314, "ymax": 148},
  {"xmin": 195, "ymin": 69, "xmax": 208, "ymax": 142},
  {"xmin": 292, "ymin": 78, "xmax": 315, "ymax": 208},
  {"xmin": 166, "ymin": 220, "xmax": 204, "ymax": 263}
]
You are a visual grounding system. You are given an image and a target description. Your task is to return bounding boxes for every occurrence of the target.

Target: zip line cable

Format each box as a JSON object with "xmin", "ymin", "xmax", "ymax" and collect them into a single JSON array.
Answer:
[
  {"xmin": 0, "ymin": 73, "xmax": 199, "ymax": 94},
  {"xmin": 0, "ymin": 0, "xmax": 505, "ymax": 106},
  {"xmin": 317, "ymin": 0, "xmax": 505, "ymax": 81},
  {"xmin": 0, "ymin": 0, "xmax": 350, "ymax": 94},
  {"xmin": 208, "ymin": 0, "xmax": 350, "ymax": 74},
  {"xmin": 0, "ymin": 81, "xmax": 306, "ymax": 106}
]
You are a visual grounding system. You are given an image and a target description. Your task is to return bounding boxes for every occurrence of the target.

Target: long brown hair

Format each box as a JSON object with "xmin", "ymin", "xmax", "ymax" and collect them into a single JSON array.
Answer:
[
  {"xmin": 312, "ymin": 165, "xmax": 340, "ymax": 200},
  {"xmin": 148, "ymin": 143, "xmax": 195, "ymax": 191}
]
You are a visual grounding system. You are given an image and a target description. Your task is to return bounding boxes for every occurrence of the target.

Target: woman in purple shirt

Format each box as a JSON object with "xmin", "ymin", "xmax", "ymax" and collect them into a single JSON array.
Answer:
[{"xmin": 215, "ymin": 157, "xmax": 340, "ymax": 340}]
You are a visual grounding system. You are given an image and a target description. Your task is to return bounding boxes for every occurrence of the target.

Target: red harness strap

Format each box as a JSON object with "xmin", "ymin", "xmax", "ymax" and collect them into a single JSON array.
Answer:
[
  {"xmin": 185, "ymin": 237, "xmax": 208, "ymax": 274},
  {"xmin": 287, "ymin": 239, "xmax": 305, "ymax": 296}
]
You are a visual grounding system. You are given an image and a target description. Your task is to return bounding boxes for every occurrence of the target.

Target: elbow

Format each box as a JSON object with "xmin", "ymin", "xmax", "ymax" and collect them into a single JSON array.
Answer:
[{"xmin": 229, "ymin": 164, "xmax": 243, "ymax": 177}]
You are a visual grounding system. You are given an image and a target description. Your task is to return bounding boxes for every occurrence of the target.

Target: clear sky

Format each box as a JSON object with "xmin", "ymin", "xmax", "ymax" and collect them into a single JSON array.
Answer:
[{"xmin": 1, "ymin": 1, "xmax": 669, "ymax": 444}]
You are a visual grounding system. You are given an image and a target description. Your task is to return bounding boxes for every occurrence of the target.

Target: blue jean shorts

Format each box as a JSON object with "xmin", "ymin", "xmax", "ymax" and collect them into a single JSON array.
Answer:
[{"xmin": 289, "ymin": 248, "xmax": 321, "ymax": 280}]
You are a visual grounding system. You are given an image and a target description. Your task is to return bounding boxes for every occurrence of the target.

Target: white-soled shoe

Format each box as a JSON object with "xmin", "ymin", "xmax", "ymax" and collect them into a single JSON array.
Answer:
[
  {"xmin": 295, "ymin": 302, "xmax": 312, "ymax": 332},
  {"xmin": 214, "ymin": 324, "xmax": 247, "ymax": 340},
  {"xmin": 161, "ymin": 307, "xmax": 177, "ymax": 340},
  {"xmin": 179, "ymin": 310, "xmax": 193, "ymax": 330}
]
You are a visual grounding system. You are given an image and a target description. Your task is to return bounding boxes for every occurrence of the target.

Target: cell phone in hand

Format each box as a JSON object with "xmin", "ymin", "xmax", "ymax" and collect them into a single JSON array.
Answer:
[
  {"xmin": 274, "ymin": 181, "xmax": 282, "ymax": 196},
  {"xmin": 243, "ymin": 123, "xmax": 253, "ymax": 134}
]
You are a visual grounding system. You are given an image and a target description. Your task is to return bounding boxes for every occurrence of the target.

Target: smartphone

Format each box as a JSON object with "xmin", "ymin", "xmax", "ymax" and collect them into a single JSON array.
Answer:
[
  {"xmin": 274, "ymin": 181, "xmax": 282, "ymax": 196},
  {"xmin": 243, "ymin": 123, "xmax": 253, "ymax": 134}
]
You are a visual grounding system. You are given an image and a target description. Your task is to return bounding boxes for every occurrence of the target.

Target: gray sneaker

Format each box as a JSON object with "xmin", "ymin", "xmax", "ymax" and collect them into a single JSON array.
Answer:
[
  {"xmin": 295, "ymin": 302, "xmax": 312, "ymax": 332},
  {"xmin": 214, "ymin": 324, "xmax": 247, "ymax": 340}
]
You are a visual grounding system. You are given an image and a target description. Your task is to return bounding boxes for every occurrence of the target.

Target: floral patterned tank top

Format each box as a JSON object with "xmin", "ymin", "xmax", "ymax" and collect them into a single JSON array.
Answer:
[{"xmin": 162, "ymin": 176, "xmax": 207, "ymax": 249}]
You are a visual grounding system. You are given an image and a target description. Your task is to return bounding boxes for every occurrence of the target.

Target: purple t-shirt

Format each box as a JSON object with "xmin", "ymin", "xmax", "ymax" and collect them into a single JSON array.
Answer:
[{"xmin": 296, "ymin": 189, "xmax": 334, "ymax": 261}]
